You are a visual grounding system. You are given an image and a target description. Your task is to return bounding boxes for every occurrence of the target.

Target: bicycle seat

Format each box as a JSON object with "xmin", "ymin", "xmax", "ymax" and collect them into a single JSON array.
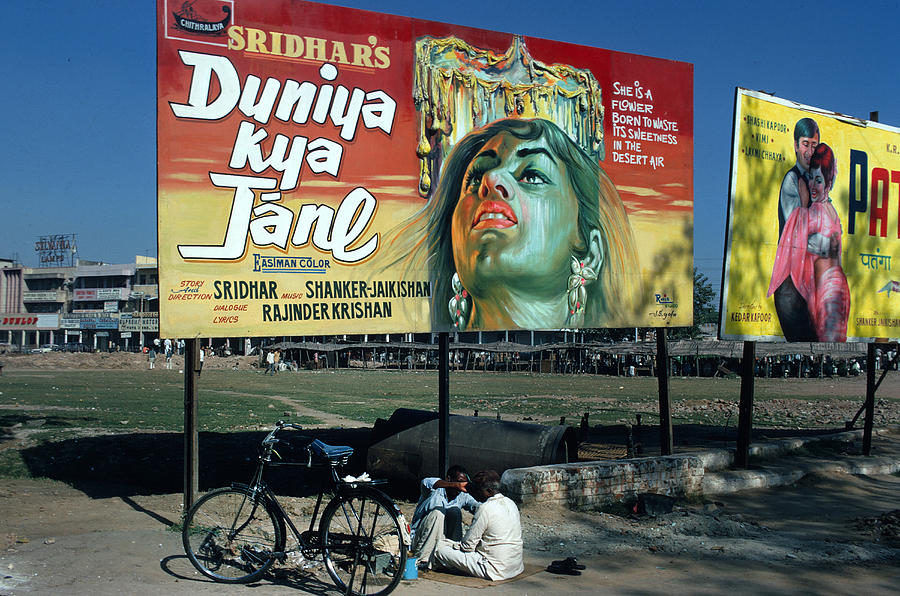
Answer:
[{"xmin": 307, "ymin": 439, "xmax": 353, "ymax": 463}]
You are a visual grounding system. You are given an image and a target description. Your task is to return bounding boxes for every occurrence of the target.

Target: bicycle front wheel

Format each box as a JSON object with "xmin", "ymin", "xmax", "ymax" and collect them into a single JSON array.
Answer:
[
  {"xmin": 320, "ymin": 489, "xmax": 407, "ymax": 596},
  {"xmin": 182, "ymin": 487, "xmax": 284, "ymax": 583}
]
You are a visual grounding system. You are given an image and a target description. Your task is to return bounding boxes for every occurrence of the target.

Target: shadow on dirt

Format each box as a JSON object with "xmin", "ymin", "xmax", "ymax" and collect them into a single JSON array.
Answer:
[
  {"xmin": 160, "ymin": 553, "xmax": 340, "ymax": 595},
  {"xmin": 19, "ymin": 427, "xmax": 373, "ymax": 499},
  {"xmin": 16, "ymin": 419, "xmax": 850, "ymax": 502},
  {"xmin": 582, "ymin": 422, "xmax": 845, "ymax": 455}
]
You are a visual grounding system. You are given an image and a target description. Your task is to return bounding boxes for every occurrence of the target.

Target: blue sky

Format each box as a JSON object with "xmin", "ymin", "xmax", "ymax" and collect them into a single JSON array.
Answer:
[{"xmin": 2, "ymin": 0, "xmax": 897, "ymax": 301}]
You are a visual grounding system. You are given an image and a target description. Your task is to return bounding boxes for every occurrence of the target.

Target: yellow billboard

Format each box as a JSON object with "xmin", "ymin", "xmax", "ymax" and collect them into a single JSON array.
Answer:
[{"xmin": 722, "ymin": 89, "xmax": 900, "ymax": 342}]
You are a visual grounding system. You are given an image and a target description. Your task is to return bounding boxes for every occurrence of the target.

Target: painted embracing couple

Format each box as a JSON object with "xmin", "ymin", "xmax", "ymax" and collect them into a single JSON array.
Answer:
[{"xmin": 768, "ymin": 118, "xmax": 850, "ymax": 342}]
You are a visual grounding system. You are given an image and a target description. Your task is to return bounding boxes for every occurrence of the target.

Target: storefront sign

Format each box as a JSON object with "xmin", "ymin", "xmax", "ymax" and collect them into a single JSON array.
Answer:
[
  {"xmin": 60, "ymin": 317, "xmax": 81, "ymax": 330},
  {"xmin": 23, "ymin": 291, "xmax": 63, "ymax": 302},
  {"xmin": 79, "ymin": 317, "xmax": 118, "ymax": 330},
  {"xmin": 119, "ymin": 312, "xmax": 160, "ymax": 332},
  {"xmin": 0, "ymin": 314, "xmax": 59, "ymax": 330},
  {"xmin": 73, "ymin": 288, "xmax": 126, "ymax": 301}
]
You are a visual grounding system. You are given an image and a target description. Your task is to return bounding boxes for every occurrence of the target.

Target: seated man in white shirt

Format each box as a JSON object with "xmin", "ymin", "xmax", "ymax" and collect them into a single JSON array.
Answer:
[
  {"xmin": 410, "ymin": 465, "xmax": 480, "ymax": 568},
  {"xmin": 433, "ymin": 469, "xmax": 524, "ymax": 580}
]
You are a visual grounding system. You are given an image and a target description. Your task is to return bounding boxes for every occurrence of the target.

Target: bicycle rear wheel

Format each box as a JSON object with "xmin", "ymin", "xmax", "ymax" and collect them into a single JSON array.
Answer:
[
  {"xmin": 320, "ymin": 489, "xmax": 407, "ymax": 596},
  {"xmin": 182, "ymin": 487, "xmax": 284, "ymax": 583}
]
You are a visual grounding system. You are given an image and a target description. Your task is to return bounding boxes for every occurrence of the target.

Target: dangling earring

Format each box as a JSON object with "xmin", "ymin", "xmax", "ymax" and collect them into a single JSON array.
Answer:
[
  {"xmin": 567, "ymin": 256, "xmax": 597, "ymax": 324},
  {"xmin": 449, "ymin": 273, "xmax": 470, "ymax": 329}
]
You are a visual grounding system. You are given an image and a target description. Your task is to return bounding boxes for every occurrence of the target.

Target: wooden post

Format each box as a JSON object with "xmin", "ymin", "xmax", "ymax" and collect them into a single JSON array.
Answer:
[
  {"xmin": 656, "ymin": 329, "xmax": 673, "ymax": 455},
  {"xmin": 438, "ymin": 332, "xmax": 450, "ymax": 477},
  {"xmin": 184, "ymin": 339, "xmax": 200, "ymax": 512},
  {"xmin": 736, "ymin": 341, "xmax": 756, "ymax": 468},
  {"xmin": 863, "ymin": 343, "xmax": 877, "ymax": 455}
]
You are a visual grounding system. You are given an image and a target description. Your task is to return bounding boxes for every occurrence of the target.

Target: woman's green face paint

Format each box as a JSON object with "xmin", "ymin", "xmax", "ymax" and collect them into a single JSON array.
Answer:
[{"xmin": 451, "ymin": 131, "xmax": 581, "ymax": 299}]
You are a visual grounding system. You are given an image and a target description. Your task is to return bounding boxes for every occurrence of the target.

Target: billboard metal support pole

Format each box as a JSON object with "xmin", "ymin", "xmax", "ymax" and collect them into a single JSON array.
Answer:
[
  {"xmin": 438, "ymin": 331, "xmax": 450, "ymax": 477},
  {"xmin": 736, "ymin": 340, "xmax": 756, "ymax": 468},
  {"xmin": 184, "ymin": 339, "xmax": 199, "ymax": 512},
  {"xmin": 862, "ymin": 111, "xmax": 881, "ymax": 457},
  {"xmin": 863, "ymin": 343, "xmax": 877, "ymax": 455},
  {"xmin": 847, "ymin": 350, "xmax": 896, "ymax": 430},
  {"xmin": 656, "ymin": 329, "xmax": 673, "ymax": 456}
]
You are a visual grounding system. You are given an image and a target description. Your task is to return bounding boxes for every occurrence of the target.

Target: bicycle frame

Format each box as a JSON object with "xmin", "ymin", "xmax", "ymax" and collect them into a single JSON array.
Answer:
[
  {"xmin": 235, "ymin": 423, "xmax": 382, "ymax": 561},
  {"xmin": 183, "ymin": 420, "xmax": 408, "ymax": 596}
]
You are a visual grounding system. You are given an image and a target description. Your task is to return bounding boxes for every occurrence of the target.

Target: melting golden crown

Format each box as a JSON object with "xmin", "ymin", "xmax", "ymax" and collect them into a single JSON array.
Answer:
[{"xmin": 413, "ymin": 35, "xmax": 605, "ymax": 197}]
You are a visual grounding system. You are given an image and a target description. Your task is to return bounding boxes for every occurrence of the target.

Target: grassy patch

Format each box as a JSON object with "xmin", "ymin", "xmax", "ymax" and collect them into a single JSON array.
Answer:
[
  {"xmin": 1, "ymin": 369, "xmax": 890, "ymax": 435},
  {"xmin": 0, "ymin": 449, "xmax": 29, "ymax": 478},
  {"xmin": 1, "ymin": 369, "xmax": 896, "ymax": 484},
  {"xmin": 0, "ymin": 371, "xmax": 319, "ymax": 433},
  {"xmin": 224, "ymin": 370, "xmax": 671, "ymax": 423}
]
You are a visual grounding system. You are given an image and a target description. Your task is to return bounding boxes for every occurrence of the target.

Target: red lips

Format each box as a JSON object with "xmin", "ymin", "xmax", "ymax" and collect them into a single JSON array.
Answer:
[{"xmin": 472, "ymin": 200, "xmax": 517, "ymax": 229}]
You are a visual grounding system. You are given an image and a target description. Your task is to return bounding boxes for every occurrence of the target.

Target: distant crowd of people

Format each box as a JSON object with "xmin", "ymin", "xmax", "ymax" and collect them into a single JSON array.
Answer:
[{"xmin": 144, "ymin": 338, "xmax": 214, "ymax": 372}]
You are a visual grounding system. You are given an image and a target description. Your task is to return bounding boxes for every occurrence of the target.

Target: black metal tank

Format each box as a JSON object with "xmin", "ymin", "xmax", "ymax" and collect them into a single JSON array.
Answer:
[{"xmin": 367, "ymin": 408, "xmax": 577, "ymax": 486}]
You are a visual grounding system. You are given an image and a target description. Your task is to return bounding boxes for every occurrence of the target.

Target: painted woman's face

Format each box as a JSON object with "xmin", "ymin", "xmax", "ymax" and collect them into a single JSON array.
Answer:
[
  {"xmin": 809, "ymin": 167, "xmax": 828, "ymax": 202},
  {"xmin": 450, "ymin": 131, "xmax": 581, "ymax": 298}
]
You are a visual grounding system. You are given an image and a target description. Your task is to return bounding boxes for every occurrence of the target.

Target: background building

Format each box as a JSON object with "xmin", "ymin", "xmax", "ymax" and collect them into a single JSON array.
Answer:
[
  {"xmin": 1, "ymin": 253, "xmax": 622, "ymax": 353},
  {"xmin": 0, "ymin": 256, "xmax": 160, "ymax": 351}
]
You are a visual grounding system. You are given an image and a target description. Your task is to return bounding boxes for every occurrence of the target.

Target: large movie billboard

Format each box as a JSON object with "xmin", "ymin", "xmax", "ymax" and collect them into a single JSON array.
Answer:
[
  {"xmin": 157, "ymin": 0, "xmax": 693, "ymax": 337},
  {"xmin": 721, "ymin": 89, "xmax": 900, "ymax": 342}
]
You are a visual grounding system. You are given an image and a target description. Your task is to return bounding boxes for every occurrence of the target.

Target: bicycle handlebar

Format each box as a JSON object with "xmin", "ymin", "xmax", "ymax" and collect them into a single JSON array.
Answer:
[{"xmin": 261, "ymin": 420, "xmax": 304, "ymax": 447}]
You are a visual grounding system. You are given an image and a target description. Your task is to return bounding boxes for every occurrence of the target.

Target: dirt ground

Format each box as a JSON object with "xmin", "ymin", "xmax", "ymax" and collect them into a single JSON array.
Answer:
[
  {"xmin": 2, "ymin": 353, "xmax": 899, "ymax": 594},
  {"xmin": 1, "ymin": 465, "xmax": 898, "ymax": 595},
  {"xmin": 0, "ymin": 351, "xmax": 258, "ymax": 372}
]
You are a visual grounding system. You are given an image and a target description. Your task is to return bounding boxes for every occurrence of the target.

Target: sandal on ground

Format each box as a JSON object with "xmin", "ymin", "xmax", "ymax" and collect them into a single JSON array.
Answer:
[
  {"xmin": 550, "ymin": 557, "xmax": 586, "ymax": 571},
  {"xmin": 546, "ymin": 561, "xmax": 582, "ymax": 575}
]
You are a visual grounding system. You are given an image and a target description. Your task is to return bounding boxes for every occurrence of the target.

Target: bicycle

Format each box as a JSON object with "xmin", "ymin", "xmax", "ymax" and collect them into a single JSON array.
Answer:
[{"xmin": 182, "ymin": 420, "xmax": 409, "ymax": 596}]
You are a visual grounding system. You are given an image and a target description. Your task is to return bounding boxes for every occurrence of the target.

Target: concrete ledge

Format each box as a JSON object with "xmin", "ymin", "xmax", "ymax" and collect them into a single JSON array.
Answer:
[
  {"xmin": 702, "ymin": 467, "xmax": 805, "ymax": 494},
  {"xmin": 695, "ymin": 449, "xmax": 732, "ymax": 472},
  {"xmin": 746, "ymin": 426, "xmax": 894, "ymax": 462},
  {"xmin": 502, "ymin": 426, "xmax": 900, "ymax": 506},
  {"xmin": 702, "ymin": 455, "xmax": 900, "ymax": 495}
]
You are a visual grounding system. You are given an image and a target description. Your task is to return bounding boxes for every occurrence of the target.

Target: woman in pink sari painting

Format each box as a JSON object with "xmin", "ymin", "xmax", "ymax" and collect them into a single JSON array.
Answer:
[{"xmin": 767, "ymin": 143, "xmax": 849, "ymax": 341}]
